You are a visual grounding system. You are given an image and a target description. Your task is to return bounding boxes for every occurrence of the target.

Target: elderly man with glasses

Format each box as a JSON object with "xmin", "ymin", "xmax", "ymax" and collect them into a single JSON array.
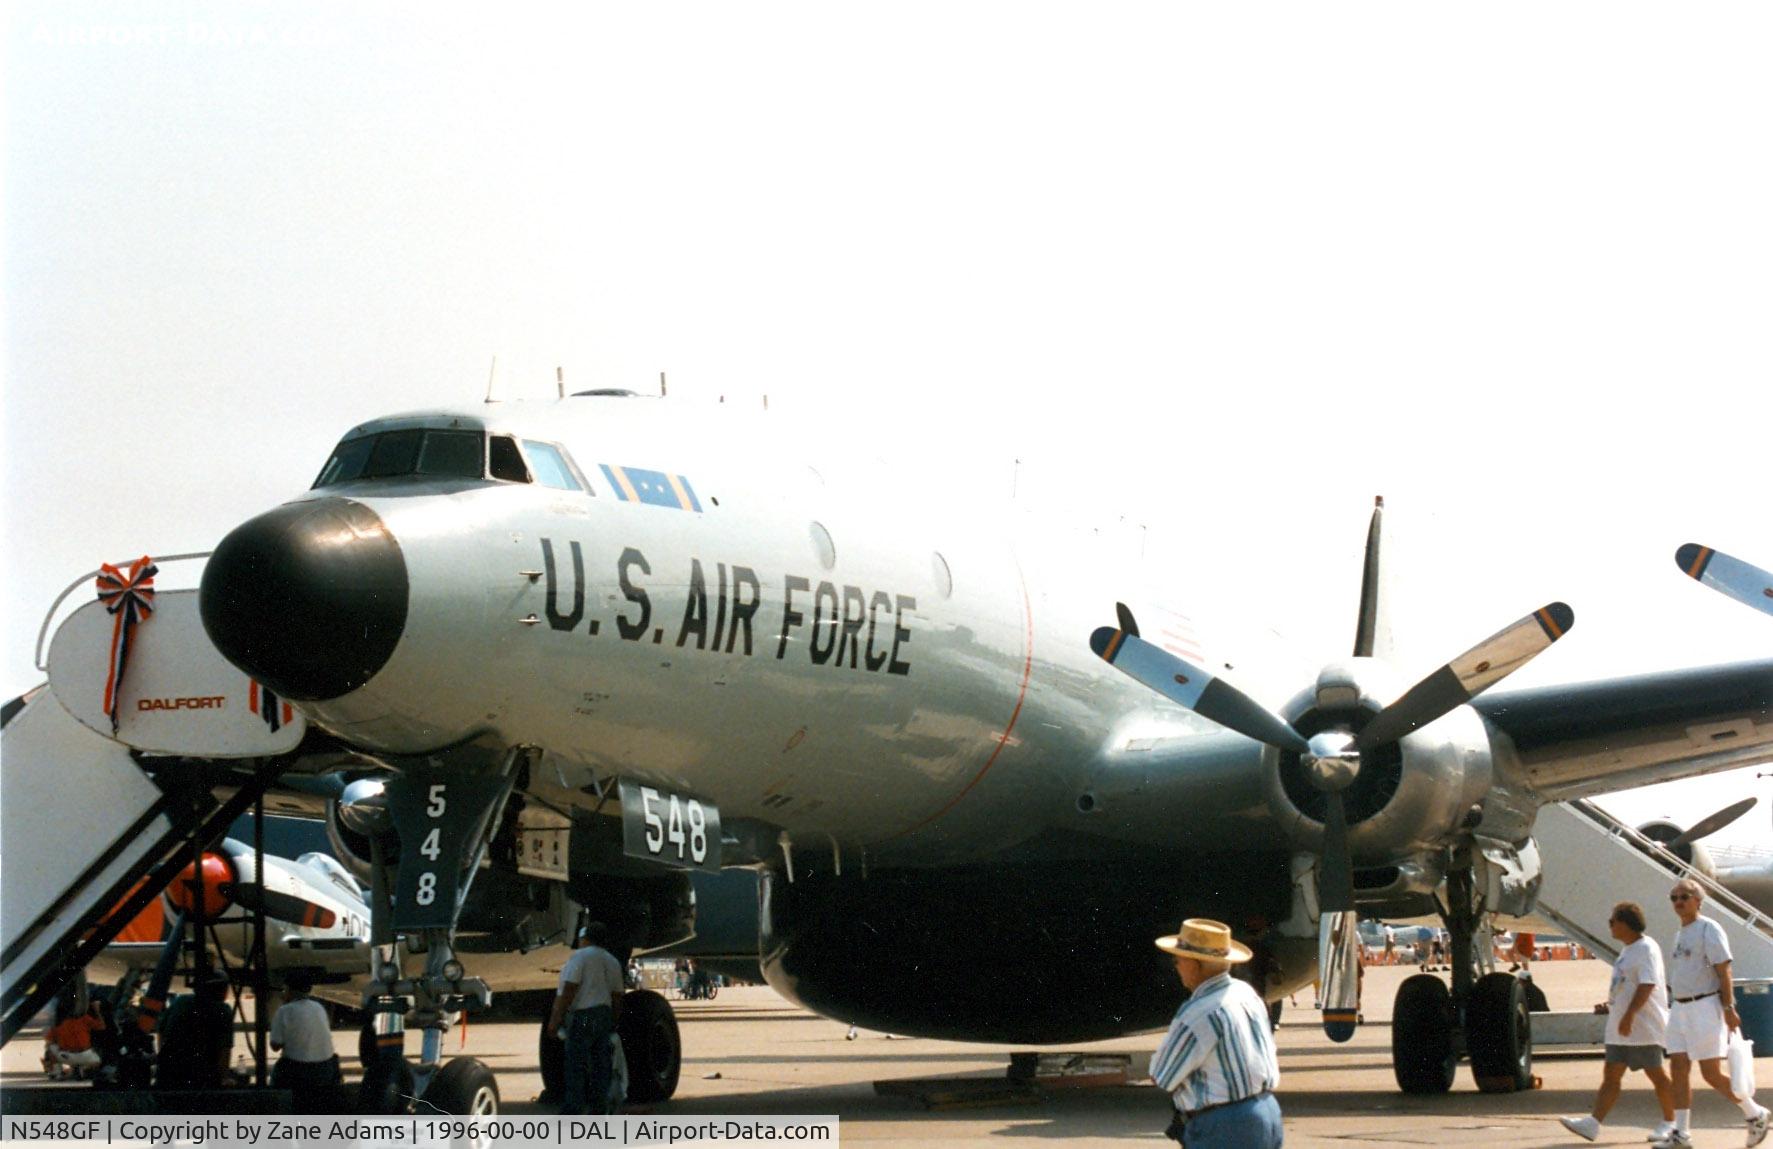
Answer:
[{"xmin": 1654, "ymin": 879, "xmax": 1769, "ymax": 1148}]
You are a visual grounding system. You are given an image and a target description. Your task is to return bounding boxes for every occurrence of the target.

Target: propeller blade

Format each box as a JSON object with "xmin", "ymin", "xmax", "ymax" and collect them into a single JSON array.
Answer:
[
  {"xmin": 1316, "ymin": 790, "xmax": 1360, "ymax": 1042},
  {"xmin": 1318, "ymin": 789, "xmax": 1354, "ymax": 912},
  {"xmin": 1317, "ymin": 908, "xmax": 1362, "ymax": 1043},
  {"xmin": 226, "ymin": 884, "xmax": 337, "ymax": 930},
  {"xmin": 1355, "ymin": 602, "xmax": 1574, "ymax": 749},
  {"xmin": 1353, "ymin": 496, "xmax": 1387, "ymax": 658},
  {"xmin": 1676, "ymin": 544, "xmax": 1773, "ymax": 617},
  {"xmin": 1115, "ymin": 601, "xmax": 1140, "ymax": 639},
  {"xmin": 1668, "ymin": 796, "xmax": 1758, "ymax": 850},
  {"xmin": 1090, "ymin": 627, "xmax": 1309, "ymax": 754}
]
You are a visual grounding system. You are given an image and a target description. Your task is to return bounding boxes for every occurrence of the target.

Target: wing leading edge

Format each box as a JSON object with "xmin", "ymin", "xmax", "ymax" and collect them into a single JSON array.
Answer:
[{"xmin": 1474, "ymin": 659, "xmax": 1773, "ymax": 801}]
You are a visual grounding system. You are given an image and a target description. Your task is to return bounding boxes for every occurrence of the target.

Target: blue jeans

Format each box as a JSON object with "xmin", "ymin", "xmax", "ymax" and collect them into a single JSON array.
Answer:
[
  {"xmin": 561, "ymin": 1005, "xmax": 614, "ymax": 1115},
  {"xmin": 1180, "ymin": 1093, "xmax": 1283, "ymax": 1148}
]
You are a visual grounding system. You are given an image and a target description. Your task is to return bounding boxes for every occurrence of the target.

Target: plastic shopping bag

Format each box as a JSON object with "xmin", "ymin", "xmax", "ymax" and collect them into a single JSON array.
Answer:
[{"xmin": 1729, "ymin": 1030, "xmax": 1757, "ymax": 1100}]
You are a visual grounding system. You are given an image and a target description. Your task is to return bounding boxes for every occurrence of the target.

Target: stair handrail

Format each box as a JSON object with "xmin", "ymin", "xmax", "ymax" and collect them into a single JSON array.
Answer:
[
  {"xmin": 1565, "ymin": 798, "xmax": 1772, "ymax": 942},
  {"xmin": 33, "ymin": 552, "xmax": 212, "ymax": 673}
]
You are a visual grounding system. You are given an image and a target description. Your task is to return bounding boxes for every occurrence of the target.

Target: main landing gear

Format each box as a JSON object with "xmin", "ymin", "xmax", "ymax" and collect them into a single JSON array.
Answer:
[
  {"xmin": 538, "ymin": 988, "xmax": 682, "ymax": 1107},
  {"xmin": 1391, "ymin": 856, "xmax": 1533, "ymax": 1095}
]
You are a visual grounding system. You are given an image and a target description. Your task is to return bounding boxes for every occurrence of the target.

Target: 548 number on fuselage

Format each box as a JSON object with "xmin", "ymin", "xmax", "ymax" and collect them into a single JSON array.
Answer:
[{"xmin": 618, "ymin": 778, "xmax": 722, "ymax": 871}]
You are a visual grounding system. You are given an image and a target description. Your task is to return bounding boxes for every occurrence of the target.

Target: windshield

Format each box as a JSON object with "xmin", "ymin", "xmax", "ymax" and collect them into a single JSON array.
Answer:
[{"xmin": 313, "ymin": 429, "xmax": 485, "ymax": 487}]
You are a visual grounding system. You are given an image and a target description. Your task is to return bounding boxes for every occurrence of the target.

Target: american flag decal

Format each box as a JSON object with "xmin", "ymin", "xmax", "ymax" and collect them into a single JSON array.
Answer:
[
  {"xmin": 96, "ymin": 556, "xmax": 157, "ymax": 733},
  {"xmin": 249, "ymin": 679, "xmax": 294, "ymax": 733}
]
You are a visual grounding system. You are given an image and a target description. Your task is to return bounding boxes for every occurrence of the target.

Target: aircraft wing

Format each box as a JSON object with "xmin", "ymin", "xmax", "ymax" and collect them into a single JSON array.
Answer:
[{"xmin": 1473, "ymin": 658, "xmax": 1773, "ymax": 801}]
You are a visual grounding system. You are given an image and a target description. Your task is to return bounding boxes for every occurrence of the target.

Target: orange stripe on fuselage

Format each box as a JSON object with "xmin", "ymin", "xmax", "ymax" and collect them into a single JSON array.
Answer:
[
  {"xmin": 1536, "ymin": 608, "xmax": 1564, "ymax": 639},
  {"xmin": 609, "ymin": 466, "xmax": 642, "ymax": 504},
  {"xmin": 1686, "ymin": 546, "xmax": 1713, "ymax": 578}
]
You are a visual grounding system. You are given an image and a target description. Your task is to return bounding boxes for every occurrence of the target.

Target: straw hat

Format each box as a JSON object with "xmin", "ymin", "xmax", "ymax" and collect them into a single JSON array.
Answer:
[{"xmin": 1154, "ymin": 918, "xmax": 1253, "ymax": 964}]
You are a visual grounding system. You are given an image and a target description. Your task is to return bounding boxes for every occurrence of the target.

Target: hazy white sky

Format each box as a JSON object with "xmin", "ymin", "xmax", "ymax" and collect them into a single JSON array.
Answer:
[{"xmin": 5, "ymin": 3, "xmax": 1769, "ymax": 841}]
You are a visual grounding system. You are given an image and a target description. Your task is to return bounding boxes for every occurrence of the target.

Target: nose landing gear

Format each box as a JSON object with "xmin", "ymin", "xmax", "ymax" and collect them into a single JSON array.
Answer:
[{"xmin": 351, "ymin": 751, "xmax": 525, "ymax": 1114}]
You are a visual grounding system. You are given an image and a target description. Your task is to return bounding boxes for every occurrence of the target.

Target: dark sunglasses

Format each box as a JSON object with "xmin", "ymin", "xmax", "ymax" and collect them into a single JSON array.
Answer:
[{"xmin": 1669, "ymin": 893, "xmax": 1695, "ymax": 902}]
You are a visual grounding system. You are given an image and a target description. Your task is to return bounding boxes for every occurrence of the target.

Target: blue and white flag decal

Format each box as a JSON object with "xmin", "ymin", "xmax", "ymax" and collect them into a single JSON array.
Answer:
[{"xmin": 600, "ymin": 464, "xmax": 703, "ymax": 512}]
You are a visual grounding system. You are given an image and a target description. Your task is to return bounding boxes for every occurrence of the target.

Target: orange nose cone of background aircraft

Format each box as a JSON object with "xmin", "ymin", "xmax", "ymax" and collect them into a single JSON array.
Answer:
[{"xmin": 167, "ymin": 853, "xmax": 234, "ymax": 920}]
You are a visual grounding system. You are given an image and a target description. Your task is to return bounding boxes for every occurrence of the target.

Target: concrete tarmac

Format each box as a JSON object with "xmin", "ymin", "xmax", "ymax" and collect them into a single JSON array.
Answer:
[{"xmin": 7, "ymin": 960, "xmax": 1770, "ymax": 1147}]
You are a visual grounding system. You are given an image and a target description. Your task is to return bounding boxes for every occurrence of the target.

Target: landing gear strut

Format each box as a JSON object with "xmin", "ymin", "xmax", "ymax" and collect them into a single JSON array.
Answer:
[
  {"xmin": 343, "ymin": 752, "xmax": 524, "ymax": 1114},
  {"xmin": 1391, "ymin": 851, "xmax": 1532, "ymax": 1094}
]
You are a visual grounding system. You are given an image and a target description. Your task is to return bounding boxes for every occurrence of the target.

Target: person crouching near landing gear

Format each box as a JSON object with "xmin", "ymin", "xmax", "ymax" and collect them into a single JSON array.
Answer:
[
  {"xmin": 1150, "ymin": 918, "xmax": 1283, "ymax": 1148},
  {"xmin": 547, "ymin": 922, "xmax": 626, "ymax": 1116},
  {"xmin": 1559, "ymin": 902, "xmax": 1675, "ymax": 1142},
  {"xmin": 270, "ymin": 973, "xmax": 342, "ymax": 1114},
  {"xmin": 1657, "ymin": 879, "xmax": 1769, "ymax": 1149}
]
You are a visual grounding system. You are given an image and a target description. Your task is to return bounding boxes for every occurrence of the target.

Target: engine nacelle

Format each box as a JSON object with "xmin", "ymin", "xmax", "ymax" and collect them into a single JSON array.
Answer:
[
  {"xmin": 1636, "ymin": 819, "xmax": 1717, "ymax": 879},
  {"xmin": 1264, "ymin": 658, "xmax": 1495, "ymax": 865},
  {"xmin": 324, "ymin": 781, "xmax": 398, "ymax": 884}
]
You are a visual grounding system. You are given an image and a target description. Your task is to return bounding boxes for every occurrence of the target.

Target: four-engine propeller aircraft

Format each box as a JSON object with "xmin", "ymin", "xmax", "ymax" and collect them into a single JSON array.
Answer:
[{"xmin": 35, "ymin": 392, "xmax": 1773, "ymax": 1109}]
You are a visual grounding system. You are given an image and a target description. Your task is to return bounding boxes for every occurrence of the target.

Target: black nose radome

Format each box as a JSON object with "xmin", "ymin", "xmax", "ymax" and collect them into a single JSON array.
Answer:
[{"xmin": 200, "ymin": 498, "xmax": 408, "ymax": 701}]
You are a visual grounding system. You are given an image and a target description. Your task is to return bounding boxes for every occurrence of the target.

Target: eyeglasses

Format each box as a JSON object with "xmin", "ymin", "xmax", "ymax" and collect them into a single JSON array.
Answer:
[{"xmin": 1670, "ymin": 893, "xmax": 1695, "ymax": 902}]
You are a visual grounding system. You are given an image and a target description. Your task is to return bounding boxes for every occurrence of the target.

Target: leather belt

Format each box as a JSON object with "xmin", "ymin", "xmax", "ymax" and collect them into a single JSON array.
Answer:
[
  {"xmin": 1674, "ymin": 991, "xmax": 1718, "ymax": 1004},
  {"xmin": 1187, "ymin": 1090, "xmax": 1271, "ymax": 1119}
]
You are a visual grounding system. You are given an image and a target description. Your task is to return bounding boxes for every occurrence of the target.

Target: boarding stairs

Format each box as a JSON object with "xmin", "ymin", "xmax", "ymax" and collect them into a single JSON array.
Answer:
[
  {"xmin": 1529, "ymin": 799, "xmax": 1773, "ymax": 976},
  {"xmin": 0, "ymin": 559, "xmax": 304, "ymax": 1045}
]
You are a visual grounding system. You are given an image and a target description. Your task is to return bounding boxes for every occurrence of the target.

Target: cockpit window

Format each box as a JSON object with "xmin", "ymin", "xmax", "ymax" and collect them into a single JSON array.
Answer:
[
  {"xmin": 313, "ymin": 436, "xmax": 375, "ymax": 487},
  {"xmin": 522, "ymin": 440, "xmax": 586, "ymax": 491},
  {"xmin": 488, "ymin": 436, "xmax": 530, "ymax": 483},
  {"xmin": 313, "ymin": 429, "xmax": 486, "ymax": 488}
]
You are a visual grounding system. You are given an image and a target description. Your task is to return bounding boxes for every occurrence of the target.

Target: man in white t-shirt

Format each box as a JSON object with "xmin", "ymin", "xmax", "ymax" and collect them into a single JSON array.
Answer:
[
  {"xmin": 1655, "ymin": 880, "xmax": 1768, "ymax": 1149},
  {"xmin": 1560, "ymin": 902, "xmax": 1674, "ymax": 1141},
  {"xmin": 546, "ymin": 922, "xmax": 626, "ymax": 1115},
  {"xmin": 270, "ymin": 973, "xmax": 341, "ymax": 1113}
]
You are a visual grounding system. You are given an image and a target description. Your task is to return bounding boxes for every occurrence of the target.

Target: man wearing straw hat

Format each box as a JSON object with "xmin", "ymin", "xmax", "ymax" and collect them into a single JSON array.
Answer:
[{"xmin": 1150, "ymin": 918, "xmax": 1283, "ymax": 1147}]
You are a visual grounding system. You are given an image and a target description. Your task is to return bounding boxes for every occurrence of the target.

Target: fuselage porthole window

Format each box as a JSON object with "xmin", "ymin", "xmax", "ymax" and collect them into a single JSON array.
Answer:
[
  {"xmin": 489, "ymin": 435, "xmax": 531, "ymax": 483},
  {"xmin": 523, "ymin": 440, "xmax": 589, "ymax": 492}
]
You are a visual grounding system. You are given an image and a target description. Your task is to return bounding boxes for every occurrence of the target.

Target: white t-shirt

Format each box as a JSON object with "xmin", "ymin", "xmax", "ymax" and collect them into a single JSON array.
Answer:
[
  {"xmin": 559, "ymin": 945, "xmax": 625, "ymax": 1011},
  {"xmin": 1668, "ymin": 916, "xmax": 1732, "ymax": 999},
  {"xmin": 1606, "ymin": 937, "xmax": 1669, "ymax": 1046},
  {"xmin": 270, "ymin": 997, "xmax": 335, "ymax": 1063}
]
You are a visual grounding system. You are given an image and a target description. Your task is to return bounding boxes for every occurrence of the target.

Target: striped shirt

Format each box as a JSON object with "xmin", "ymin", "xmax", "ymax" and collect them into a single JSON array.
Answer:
[{"xmin": 1149, "ymin": 972, "xmax": 1280, "ymax": 1114}]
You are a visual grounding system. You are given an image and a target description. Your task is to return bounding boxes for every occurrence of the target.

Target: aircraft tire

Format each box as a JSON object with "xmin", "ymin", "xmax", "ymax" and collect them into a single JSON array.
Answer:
[
  {"xmin": 358, "ymin": 1056, "xmax": 415, "ymax": 1114},
  {"xmin": 537, "ymin": 1020, "xmax": 565, "ymax": 1103},
  {"xmin": 1391, "ymin": 974, "xmax": 1456, "ymax": 1094},
  {"xmin": 618, "ymin": 990, "xmax": 681, "ymax": 1103},
  {"xmin": 1521, "ymin": 976, "xmax": 1550, "ymax": 1013},
  {"xmin": 425, "ymin": 1056, "xmax": 500, "ymax": 1115},
  {"xmin": 1466, "ymin": 971, "xmax": 1532, "ymax": 1093}
]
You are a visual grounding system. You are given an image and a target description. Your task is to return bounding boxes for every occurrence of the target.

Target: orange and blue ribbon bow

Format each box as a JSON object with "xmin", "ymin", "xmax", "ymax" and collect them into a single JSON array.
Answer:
[{"xmin": 96, "ymin": 555, "xmax": 157, "ymax": 733}]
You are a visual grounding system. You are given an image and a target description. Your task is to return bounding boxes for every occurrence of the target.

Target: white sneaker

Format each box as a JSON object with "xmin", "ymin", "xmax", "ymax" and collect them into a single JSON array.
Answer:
[
  {"xmin": 1646, "ymin": 1122, "xmax": 1675, "ymax": 1142},
  {"xmin": 1748, "ymin": 1106, "xmax": 1771, "ymax": 1149},
  {"xmin": 1651, "ymin": 1131, "xmax": 1693, "ymax": 1148},
  {"xmin": 1560, "ymin": 1115, "xmax": 1600, "ymax": 1141}
]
